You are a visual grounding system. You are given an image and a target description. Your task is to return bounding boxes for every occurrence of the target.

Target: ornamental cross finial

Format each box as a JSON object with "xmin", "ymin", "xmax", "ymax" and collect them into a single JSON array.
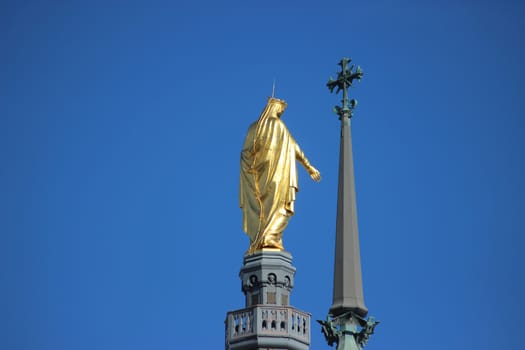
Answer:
[{"xmin": 327, "ymin": 57, "xmax": 364, "ymax": 119}]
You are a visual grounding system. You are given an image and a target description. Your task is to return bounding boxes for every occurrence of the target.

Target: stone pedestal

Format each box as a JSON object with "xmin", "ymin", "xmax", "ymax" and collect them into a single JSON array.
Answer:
[{"xmin": 225, "ymin": 251, "xmax": 311, "ymax": 350}]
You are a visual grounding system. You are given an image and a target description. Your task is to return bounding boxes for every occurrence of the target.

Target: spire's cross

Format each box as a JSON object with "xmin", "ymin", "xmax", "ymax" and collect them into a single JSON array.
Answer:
[{"xmin": 327, "ymin": 57, "xmax": 363, "ymax": 118}]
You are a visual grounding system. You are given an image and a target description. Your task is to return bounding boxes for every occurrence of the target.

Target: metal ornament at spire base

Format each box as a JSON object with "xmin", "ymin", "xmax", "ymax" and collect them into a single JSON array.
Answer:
[
  {"xmin": 318, "ymin": 312, "xmax": 379, "ymax": 350},
  {"xmin": 319, "ymin": 58, "xmax": 379, "ymax": 350}
]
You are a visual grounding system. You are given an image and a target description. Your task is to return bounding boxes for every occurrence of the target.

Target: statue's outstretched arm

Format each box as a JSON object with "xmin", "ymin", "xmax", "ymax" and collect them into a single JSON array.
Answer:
[{"xmin": 295, "ymin": 143, "xmax": 321, "ymax": 182}]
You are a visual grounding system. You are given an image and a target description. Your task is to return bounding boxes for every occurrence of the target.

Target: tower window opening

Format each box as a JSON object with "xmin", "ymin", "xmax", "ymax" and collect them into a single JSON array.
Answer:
[{"xmin": 234, "ymin": 317, "xmax": 240, "ymax": 334}]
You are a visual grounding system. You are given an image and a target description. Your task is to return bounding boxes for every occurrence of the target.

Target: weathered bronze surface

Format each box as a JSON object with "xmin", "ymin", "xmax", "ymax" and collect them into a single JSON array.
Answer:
[
  {"xmin": 318, "ymin": 312, "xmax": 379, "ymax": 349},
  {"xmin": 327, "ymin": 57, "xmax": 363, "ymax": 119}
]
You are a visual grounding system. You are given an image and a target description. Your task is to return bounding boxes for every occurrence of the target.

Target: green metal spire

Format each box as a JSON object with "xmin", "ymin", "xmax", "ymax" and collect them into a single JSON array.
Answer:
[{"xmin": 319, "ymin": 58, "xmax": 379, "ymax": 350}]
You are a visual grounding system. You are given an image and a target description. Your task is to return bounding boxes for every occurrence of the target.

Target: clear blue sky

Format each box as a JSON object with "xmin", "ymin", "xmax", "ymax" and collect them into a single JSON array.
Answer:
[{"xmin": 2, "ymin": 1, "xmax": 524, "ymax": 349}]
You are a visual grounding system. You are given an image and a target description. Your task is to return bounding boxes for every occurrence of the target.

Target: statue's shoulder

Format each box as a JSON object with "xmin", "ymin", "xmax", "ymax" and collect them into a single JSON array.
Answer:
[{"xmin": 267, "ymin": 117, "xmax": 286, "ymax": 128}]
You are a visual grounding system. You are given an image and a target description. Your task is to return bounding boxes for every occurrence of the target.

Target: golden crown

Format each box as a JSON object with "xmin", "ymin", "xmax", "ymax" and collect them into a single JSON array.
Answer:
[{"xmin": 267, "ymin": 97, "xmax": 288, "ymax": 109}]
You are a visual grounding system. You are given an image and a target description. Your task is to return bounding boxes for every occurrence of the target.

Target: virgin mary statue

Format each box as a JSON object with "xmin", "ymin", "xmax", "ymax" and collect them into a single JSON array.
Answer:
[{"xmin": 240, "ymin": 97, "xmax": 321, "ymax": 254}]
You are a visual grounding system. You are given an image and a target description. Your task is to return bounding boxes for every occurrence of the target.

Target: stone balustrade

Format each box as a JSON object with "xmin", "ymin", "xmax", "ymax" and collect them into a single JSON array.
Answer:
[{"xmin": 226, "ymin": 305, "xmax": 310, "ymax": 344}]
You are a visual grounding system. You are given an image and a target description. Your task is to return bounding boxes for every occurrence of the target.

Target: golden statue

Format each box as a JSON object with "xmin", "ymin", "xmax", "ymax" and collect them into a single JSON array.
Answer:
[{"xmin": 240, "ymin": 97, "xmax": 321, "ymax": 254}]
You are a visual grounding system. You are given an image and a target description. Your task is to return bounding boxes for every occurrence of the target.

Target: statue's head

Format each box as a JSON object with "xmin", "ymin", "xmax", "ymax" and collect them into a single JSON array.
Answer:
[
  {"xmin": 266, "ymin": 97, "xmax": 287, "ymax": 118},
  {"xmin": 257, "ymin": 96, "xmax": 288, "ymax": 123}
]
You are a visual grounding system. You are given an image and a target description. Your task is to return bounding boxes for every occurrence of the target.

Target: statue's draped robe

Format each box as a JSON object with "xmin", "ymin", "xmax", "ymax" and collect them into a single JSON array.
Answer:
[{"xmin": 240, "ymin": 109, "xmax": 308, "ymax": 253}]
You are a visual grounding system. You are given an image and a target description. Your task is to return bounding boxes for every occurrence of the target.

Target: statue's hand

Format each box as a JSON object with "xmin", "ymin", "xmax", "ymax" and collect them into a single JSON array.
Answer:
[{"xmin": 308, "ymin": 166, "xmax": 321, "ymax": 182}]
